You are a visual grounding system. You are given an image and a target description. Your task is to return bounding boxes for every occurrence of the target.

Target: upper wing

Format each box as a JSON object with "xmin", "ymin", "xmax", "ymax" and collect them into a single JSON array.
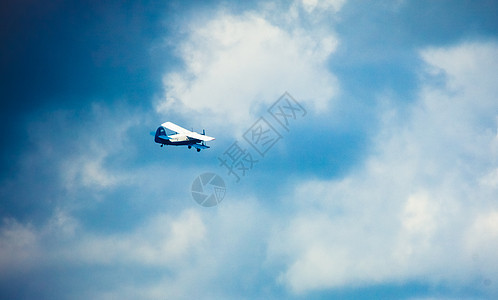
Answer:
[
  {"xmin": 161, "ymin": 121, "xmax": 190, "ymax": 135},
  {"xmin": 161, "ymin": 121, "xmax": 215, "ymax": 142}
]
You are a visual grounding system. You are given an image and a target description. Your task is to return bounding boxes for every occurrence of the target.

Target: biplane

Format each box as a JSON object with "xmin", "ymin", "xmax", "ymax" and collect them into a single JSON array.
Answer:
[{"xmin": 154, "ymin": 121, "xmax": 215, "ymax": 152}]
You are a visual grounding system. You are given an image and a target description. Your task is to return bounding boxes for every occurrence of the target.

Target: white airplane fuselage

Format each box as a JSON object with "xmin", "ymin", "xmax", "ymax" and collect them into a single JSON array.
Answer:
[{"xmin": 154, "ymin": 124, "xmax": 212, "ymax": 151}]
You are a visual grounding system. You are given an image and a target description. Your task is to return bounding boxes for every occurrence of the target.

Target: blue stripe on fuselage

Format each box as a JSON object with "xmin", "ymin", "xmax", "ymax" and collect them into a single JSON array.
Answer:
[{"xmin": 154, "ymin": 127, "xmax": 202, "ymax": 146}]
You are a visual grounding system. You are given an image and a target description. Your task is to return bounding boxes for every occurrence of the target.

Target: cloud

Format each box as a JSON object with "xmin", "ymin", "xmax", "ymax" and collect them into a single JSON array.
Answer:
[
  {"xmin": 56, "ymin": 103, "xmax": 141, "ymax": 192},
  {"xmin": 65, "ymin": 209, "xmax": 206, "ymax": 266},
  {"xmin": 269, "ymin": 41, "xmax": 498, "ymax": 294},
  {"xmin": 0, "ymin": 195, "xmax": 270, "ymax": 299},
  {"xmin": 0, "ymin": 208, "xmax": 79, "ymax": 278},
  {"xmin": 300, "ymin": 0, "xmax": 346, "ymax": 14},
  {"xmin": 156, "ymin": 1, "xmax": 340, "ymax": 134},
  {"xmin": 0, "ymin": 218, "xmax": 40, "ymax": 276},
  {"xmin": 4, "ymin": 2, "xmax": 498, "ymax": 299},
  {"xmin": 0, "ymin": 207, "xmax": 208, "ymax": 299}
]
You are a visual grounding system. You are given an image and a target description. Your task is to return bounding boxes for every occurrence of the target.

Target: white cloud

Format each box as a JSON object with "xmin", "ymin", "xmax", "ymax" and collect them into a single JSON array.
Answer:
[
  {"xmin": 269, "ymin": 41, "xmax": 498, "ymax": 294},
  {"xmin": 87, "ymin": 199, "xmax": 272, "ymax": 300},
  {"xmin": 0, "ymin": 195, "xmax": 271, "ymax": 299},
  {"xmin": 0, "ymin": 208, "xmax": 79, "ymax": 277},
  {"xmin": 465, "ymin": 211, "xmax": 498, "ymax": 260},
  {"xmin": 67, "ymin": 209, "xmax": 206, "ymax": 266},
  {"xmin": 157, "ymin": 2, "xmax": 340, "ymax": 134},
  {"xmin": 0, "ymin": 218, "xmax": 40, "ymax": 276},
  {"xmin": 0, "ymin": 208, "xmax": 207, "ymax": 290},
  {"xmin": 300, "ymin": 0, "xmax": 346, "ymax": 14},
  {"xmin": 57, "ymin": 104, "xmax": 141, "ymax": 192}
]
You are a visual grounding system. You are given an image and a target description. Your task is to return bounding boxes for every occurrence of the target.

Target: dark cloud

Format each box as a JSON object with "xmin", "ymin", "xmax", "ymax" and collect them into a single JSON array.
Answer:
[
  {"xmin": 0, "ymin": 0, "xmax": 174, "ymax": 180},
  {"xmin": 332, "ymin": 0, "xmax": 498, "ymax": 103},
  {"xmin": 1, "ymin": 0, "xmax": 168, "ymax": 103}
]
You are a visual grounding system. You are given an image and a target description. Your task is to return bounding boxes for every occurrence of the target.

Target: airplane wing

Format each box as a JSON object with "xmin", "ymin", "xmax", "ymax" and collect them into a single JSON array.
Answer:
[
  {"xmin": 161, "ymin": 122, "xmax": 190, "ymax": 135},
  {"xmin": 185, "ymin": 131, "xmax": 215, "ymax": 142},
  {"xmin": 161, "ymin": 121, "xmax": 215, "ymax": 142}
]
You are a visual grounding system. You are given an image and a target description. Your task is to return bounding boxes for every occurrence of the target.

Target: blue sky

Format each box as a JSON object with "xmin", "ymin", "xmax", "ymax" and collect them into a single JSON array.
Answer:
[{"xmin": 1, "ymin": 0, "xmax": 498, "ymax": 299}]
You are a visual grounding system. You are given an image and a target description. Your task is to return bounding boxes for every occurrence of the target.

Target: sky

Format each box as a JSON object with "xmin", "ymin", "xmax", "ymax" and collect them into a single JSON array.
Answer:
[{"xmin": 1, "ymin": 0, "xmax": 498, "ymax": 299}]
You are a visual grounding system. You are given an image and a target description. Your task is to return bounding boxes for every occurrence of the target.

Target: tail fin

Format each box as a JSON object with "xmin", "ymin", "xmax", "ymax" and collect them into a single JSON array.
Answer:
[{"xmin": 154, "ymin": 126, "xmax": 170, "ymax": 143}]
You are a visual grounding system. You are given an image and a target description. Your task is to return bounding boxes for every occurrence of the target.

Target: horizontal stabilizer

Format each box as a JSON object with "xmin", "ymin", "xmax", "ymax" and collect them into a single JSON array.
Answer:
[{"xmin": 157, "ymin": 135, "xmax": 171, "ymax": 140}]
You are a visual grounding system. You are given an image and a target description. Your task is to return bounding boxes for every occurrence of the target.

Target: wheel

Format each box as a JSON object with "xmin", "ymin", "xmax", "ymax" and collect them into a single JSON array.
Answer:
[
  {"xmin": 188, "ymin": 145, "xmax": 192, "ymax": 149},
  {"xmin": 197, "ymin": 148, "xmax": 201, "ymax": 152}
]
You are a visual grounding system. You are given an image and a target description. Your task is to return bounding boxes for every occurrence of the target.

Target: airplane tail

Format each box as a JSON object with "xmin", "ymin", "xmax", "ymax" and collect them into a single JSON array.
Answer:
[{"xmin": 154, "ymin": 126, "xmax": 170, "ymax": 143}]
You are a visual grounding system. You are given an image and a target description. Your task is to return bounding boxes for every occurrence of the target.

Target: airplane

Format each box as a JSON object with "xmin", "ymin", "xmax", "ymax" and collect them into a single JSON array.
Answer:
[{"xmin": 154, "ymin": 121, "xmax": 215, "ymax": 152}]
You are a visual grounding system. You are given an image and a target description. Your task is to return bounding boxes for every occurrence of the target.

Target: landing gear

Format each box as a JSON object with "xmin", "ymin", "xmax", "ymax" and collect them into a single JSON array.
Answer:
[
  {"xmin": 188, "ymin": 145, "xmax": 192, "ymax": 149},
  {"xmin": 197, "ymin": 148, "xmax": 201, "ymax": 152},
  {"xmin": 160, "ymin": 144, "xmax": 163, "ymax": 147}
]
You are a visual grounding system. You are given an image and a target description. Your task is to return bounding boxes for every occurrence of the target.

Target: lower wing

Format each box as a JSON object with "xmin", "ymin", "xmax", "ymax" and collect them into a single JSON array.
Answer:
[{"xmin": 192, "ymin": 143, "xmax": 210, "ymax": 150}]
